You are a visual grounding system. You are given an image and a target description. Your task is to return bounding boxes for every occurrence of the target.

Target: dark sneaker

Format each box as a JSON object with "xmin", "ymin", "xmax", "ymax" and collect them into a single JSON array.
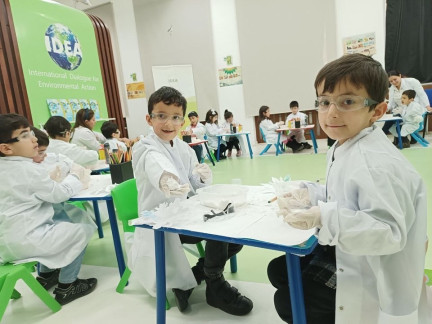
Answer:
[
  {"xmin": 206, "ymin": 276, "xmax": 253, "ymax": 316},
  {"xmin": 36, "ymin": 269, "xmax": 60, "ymax": 290},
  {"xmin": 292, "ymin": 143, "xmax": 305, "ymax": 153},
  {"xmin": 410, "ymin": 136, "xmax": 417, "ymax": 144},
  {"xmin": 54, "ymin": 278, "xmax": 97, "ymax": 305},
  {"xmin": 302, "ymin": 142, "xmax": 313, "ymax": 149},
  {"xmin": 172, "ymin": 288, "xmax": 194, "ymax": 312}
]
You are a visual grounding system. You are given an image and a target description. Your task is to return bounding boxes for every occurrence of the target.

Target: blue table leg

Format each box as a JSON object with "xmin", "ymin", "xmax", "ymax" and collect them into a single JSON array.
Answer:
[
  {"xmin": 92, "ymin": 201, "xmax": 104, "ymax": 238},
  {"xmin": 229, "ymin": 255, "xmax": 238, "ymax": 273},
  {"xmin": 276, "ymin": 132, "xmax": 281, "ymax": 156},
  {"xmin": 245, "ymin": 134, "xmax": 253, "ymax": 159},
  {"xmin": 154, "ymin": 230, "xmax": 166, "ymax": 324},
  {"xmin": 286, "ymin": 253, "xmax": 306, "ymax": 324},
  {"xmin": 396, "ymin": 121, "xmax": 403, "ymax": 149},
  {"xmin": 216, "ymin": 137, "xmax": 221, "ymax": 161},
  {"xmin": 310, "ymin": 129, "xmax": 318, "ymax": 154},
  {"xmin": 106, "ymin": 199, "xmax": 126, "ymax": 277}
]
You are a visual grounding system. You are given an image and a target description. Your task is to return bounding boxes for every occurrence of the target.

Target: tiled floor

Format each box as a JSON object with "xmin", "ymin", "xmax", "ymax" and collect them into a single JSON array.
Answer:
[{"xmin": 2, "ymin": 133, "xmax": 432, "ymax": 323}]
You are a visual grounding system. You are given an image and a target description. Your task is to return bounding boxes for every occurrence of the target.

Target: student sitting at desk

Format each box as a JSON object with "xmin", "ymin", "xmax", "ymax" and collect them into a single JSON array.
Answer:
[
  {"xmin": 0, "ymin": 114, "xmax": 97, "ymax": 306},
  {"xmin": 182, "ymin": 110, "xmax": 206, "ymax": 161},
  {"xmin": 131, "ymin": 86, "xmax": 253, "ymax": 315},
  {"xmin": 44, "ymin": 116, "xmax": 99, "ymax": 168},
  {"xmin": 286, "ymin": 100, "xmax": 312, "ymax": 149},
  {"xmin": 389, "ymin": 90, "xmax": 424, "ymax": 148},
  {"xmin": 204, "ymin": 109, "xmax": 230, "ymax": 159},
  {"xmin": 70, "ymin": 108, "xmax": 106, "ymax": 151},
  {"xmin": 220, "ymin": 109, "xmax": 242, "ymax": 157},
  {"xmin": 268, "ymin": 54, "xmax": 430, "ymax": 323}
]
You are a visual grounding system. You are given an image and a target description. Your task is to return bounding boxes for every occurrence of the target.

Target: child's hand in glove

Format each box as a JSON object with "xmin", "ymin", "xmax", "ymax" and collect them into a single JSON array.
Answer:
[
  {"xmin": 193, "ymin": 163, "xmax": 212, "ymax": 182},
  {"xmin": 277, "ymin": 188, "xmax": 311, "ymax": 210},
  {"xmin": 282, "ymin": 206, "xmax": 321, "ymax": 230},
  {"xmin": 70, "ymin": 164, "xmax": 91, "ymax": 189},
  {"xmin": 159, "ymin": 173, "xmax": 190, "ymax": 197}
]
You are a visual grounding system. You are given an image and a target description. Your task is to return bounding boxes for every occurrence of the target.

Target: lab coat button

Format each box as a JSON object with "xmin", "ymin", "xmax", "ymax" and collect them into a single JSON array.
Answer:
[{"xmin": 339, "ymin": 306, "xmax": 344, "ymax": 311}]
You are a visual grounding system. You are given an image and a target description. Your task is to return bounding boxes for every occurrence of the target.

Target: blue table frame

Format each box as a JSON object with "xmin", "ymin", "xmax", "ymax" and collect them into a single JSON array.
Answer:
[
  {"xmin": 135, "ymin": 224, "xmax": 318, "ymax": 324},
  {"xmin": 375, "ymin": 116, "xmax": 403, "ymax": 149},
  {"xmin": 69, "ymin": 194, "xmax": 126, "ymax": 278},
  {"xmin": 188, "ymin": 139, "xmax": 215, "ymax": 166},
  {"xmin": 216, "ymin": 131, "xmax": 253, "ymax": 161},
  {"xmin": 276, "ymin": 125, "xmax": 318, "ymax": 155}
]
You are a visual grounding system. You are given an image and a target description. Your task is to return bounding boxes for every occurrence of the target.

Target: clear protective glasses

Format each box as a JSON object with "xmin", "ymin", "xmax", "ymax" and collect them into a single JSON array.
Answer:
[
  {"xmin": 3, "ymin": 130, "xmax": 35, "ymax": 143},
  {"xmin": 37, "ymin": 149, "xmax": 47, "ymax": 157},
  {"xmin": 150, "ymin": 113, "xmax": 185, "ymax": 125},
  {"xmin": 315, "ymin": 95, "xmax": 378, "ymax": 112}
]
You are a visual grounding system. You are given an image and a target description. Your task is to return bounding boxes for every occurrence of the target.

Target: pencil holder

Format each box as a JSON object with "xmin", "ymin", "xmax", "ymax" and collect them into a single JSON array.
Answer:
[
  {"xmin": 295, "ymin": 120, "xmax": 301, "ymax": 128},
  {"xmin": 182, "ymin": 135, "xmax": 192, "ymax": 143},
  {"xmin": 109, "ymin": 161, "xmax": 134, "ymax": 184}
]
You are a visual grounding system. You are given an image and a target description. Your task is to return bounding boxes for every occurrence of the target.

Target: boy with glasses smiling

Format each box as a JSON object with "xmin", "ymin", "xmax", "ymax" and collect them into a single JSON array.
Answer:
[
  {"xmin": 268, "ymin": 54, "xmax": 430, "ymax": 323},
  {"xmin": 0, "ymin": 114, "xmax": 97, "ymax": 305},
  {"xmin": 131, "ymin": 86, "xmax": 253, "ymax": 315}
]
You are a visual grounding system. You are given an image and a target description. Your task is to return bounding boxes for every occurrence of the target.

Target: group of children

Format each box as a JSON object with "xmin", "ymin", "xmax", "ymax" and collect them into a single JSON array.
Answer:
[
  {"xmin": 259, "ymin": 101, "xmax": 313, "ymax": 154},
  {"xmin": 0, "ymin": 53, "xmax": 430, "ymax": 323}
]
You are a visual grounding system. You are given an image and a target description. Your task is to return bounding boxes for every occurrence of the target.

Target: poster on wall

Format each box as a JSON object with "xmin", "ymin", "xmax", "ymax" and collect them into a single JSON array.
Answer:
[
  {"xmin": 342, "ymin": 32, "xmax": 376, "ymax": 56},
  {"xmin": 126, "ymin": 82, "xmax": 146, "ymax": 99},
  {"xmin": 9, "ymin": 0, "xmax": 108, "ymax": 129},
  {"xmin": 152, "ymin": 65, "xmax": 197, "ymax": 130},
  {"xmin": 218, "ymin": 66, "xmax": 243, "ymax": 87}
]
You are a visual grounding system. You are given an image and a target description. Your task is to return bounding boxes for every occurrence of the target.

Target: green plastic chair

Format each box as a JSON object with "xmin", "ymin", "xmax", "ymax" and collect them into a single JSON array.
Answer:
[{"xmin": 0, "ymin": 261, "xmax": 61, "ymax": 321}]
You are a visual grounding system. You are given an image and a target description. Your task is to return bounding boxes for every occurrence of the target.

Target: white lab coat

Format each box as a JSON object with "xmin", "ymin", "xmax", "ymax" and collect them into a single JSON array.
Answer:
[
  {"xmin": 185, "ymin": 122, "xmax": 206, "ymax": 140},
  {"xmin": 47, "ymin": 138, "xmax": 99, "ymax": 167},
  {"xmin": 388, "ymin": 78, "xmax": 430, "ymax": 113},
  {"xmin": 130, "ymin": 133, "xmax": 210, "ymax": 296},
  {"xmin": 260, "ymin": 118, "xmax": 286, "ymax": 144},
  {"xmin": 286, "ymin": 112, "xmax": 308, "ymax": 142},
  {"xmin": 310, "ymin": 125, "xmax": 430, "ymax": 324},
  {"xmin": 0, "ymin": 156, "xmax": 96, "ymax": 269},
  {"xmin": 71, "ymin": 126, "xmax": 106, "ymax": 151},
  {"xmin": 205, "ymin": 123, "xmax": 226, "ymax": 150},
  {"xmin": 390, "ymin": 101, "xmax": 424, "ymax": 137},
  {"xmin": 105, "ymin": 138, "xmax": 127, "ymax": 152}
]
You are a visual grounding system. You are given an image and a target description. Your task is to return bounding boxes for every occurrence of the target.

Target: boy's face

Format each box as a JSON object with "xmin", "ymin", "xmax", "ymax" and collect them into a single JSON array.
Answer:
[
  {"xmin": 112, "ymin": 129, "xmax": 120, "ymax": 139},
  {"xmin": 33, "ymin": 145, "xmax": 47, "ymax": 163},
  {"xmin": 316, "ymin": 81, "xmax": 386, "ymax": 145},
  {"xmin": 401, "ymin": 94, "xmax": 413, "ymax": 106},
  {"xmin": 189, "ymin": 115, "xmax": 198, "ymax": 126},
  {"xmin": 146, "ymin": 102, "xmax": 185, "ymax": 142},
  {"xmin": 290, "ymin": 106, "xmax": 299, "ymax": 114},
  {"xmin": 0, "ymin": 127, "xmax": 38, "ymax": 158}
]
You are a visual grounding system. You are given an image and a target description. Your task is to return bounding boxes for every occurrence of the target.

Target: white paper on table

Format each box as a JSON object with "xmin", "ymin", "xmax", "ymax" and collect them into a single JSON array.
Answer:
[{"xmin": 72, "ymin": 174, "xmax": 114, "ymax": 198}]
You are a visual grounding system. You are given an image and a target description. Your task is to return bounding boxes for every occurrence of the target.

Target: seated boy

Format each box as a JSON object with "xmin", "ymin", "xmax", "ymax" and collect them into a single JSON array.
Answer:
[
  {"xmin": 183, "ymin": 110, "xmax": 206, "ymax": 161},
  {"xmin": 285, "ymin": 100, "xmax": 312, "ymax": 149},
  {"xmin": 131, "ymin": 86, "xmax": 253, "ymax": 315},
  {"xmin": 0, "ymin": 114, "xmax": 97, "ymax": 305},
  {"xmin": 101, "ymin": 121, "xmax": 128, "ymax": 151},
  {"xmin": 389, "ymin": 89, "xmax": 424, "ymax": 148},
  {"xmin": 268, "ymin": 54, "xmax": 430, "ymax": 323}
]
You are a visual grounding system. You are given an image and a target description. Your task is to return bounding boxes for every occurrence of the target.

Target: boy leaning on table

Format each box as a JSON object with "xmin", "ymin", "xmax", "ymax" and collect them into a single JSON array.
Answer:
[
  {"xmin": 267, "ymin": 54, "xmax": 431, "ymax": 324},
  {"xmin": 0, "ymin": 114, "xmax": 97, "ymax": 305},
  {"xmin": 131, "ymin": 86, "xmax": 253, "ymax": 315}
]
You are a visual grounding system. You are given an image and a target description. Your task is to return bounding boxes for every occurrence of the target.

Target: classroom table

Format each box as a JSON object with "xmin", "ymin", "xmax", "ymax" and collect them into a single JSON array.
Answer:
[
  {"xmin": 375, "ymin": 115, "xmax": 403, "ymax": 149},
  {"xmin": 276, "ymin": 124, "xmax": 318, "ymax": 154},
  {"xmin": 188, "ymin": 139, "xmax": 215, "ymax": 166},
  {"xmin": 216, "ymin": 131, "xmax": 253, "ymax": 161},
  {"xmin": 132, "ymin": 185, "xmax": 318, "ymax": 324},
  {"xmin": 69, "ymin": 174, "xmax": 126, "ymax": 278}
]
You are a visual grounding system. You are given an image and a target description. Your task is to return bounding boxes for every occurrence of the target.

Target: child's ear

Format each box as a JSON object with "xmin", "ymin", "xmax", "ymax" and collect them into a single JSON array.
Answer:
[
  {"xmin": 146, "ymin": 114, "xmax": 153, "ymax": 126},
  {"xmin": 370, "ymin": 102, "xmax": 387, "ymax": 123},
  {"xmin": 0, "ymin": 143, "xmax": 13, "ymax": 156}
]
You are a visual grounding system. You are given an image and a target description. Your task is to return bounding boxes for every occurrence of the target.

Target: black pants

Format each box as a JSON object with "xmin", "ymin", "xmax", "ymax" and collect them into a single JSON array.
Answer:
[
  {"xmin": 227, "ymin": 137, "xmax": 240, "ymax": 151},
  {"xmin": 381, "ymin": 120, "xmax": 396, "ymax": 134},
  {"xmin": 191, "ymin": 145, "xmax": 203, "ymax": 162},
  {"xmin": 215, "ymin": 143, "xmax": 228, "ymax": 157},
  {"xmin": 179, "ymin": 234, "xmax": 242, "ymax": 279},
  {"xmin": 267, "ymin": 254, "xmax": 335, "ymax": 324}
]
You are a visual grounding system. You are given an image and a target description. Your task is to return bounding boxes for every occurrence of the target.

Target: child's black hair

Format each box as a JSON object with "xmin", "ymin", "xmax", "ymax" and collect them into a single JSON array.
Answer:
[
  {"xmin": 188, "ymin": 111, "xmax": 198, "ymax": 118},
  {"xmin": 259, "ymin": 105, "xmax": 269, "ymax": 121},
  {"xmin": 0, "ymin": 114, "xmax": 30, "ymax": 144},
  {"xmin": 101, "ymin": 121, "xmax": 119, "ymax": 139},
  {"xmin": 31, "ymin": 126, "xmax": 49, "ymax": 147},
  {"xmin": 402, "ymin": 89, "xmax": 416, "ymax": 100},
  {"xmin": 205, "ymin": 109, "xmax": 218, "ymax": 124},
  {"xmin": 44, "ymin": 116, "xmax": 72, "ymax": 139},
  {"xmin": 224, "ymin": 109, "xmax": 233, "ymax": 120},
  {"xmin": 289, "ymin": 101, "xmax": 299, "ymax": 108},
  {"xmin": 73, "ymin": 108, "xmax": 95, "ymax": 131},
  {"xmin": 148, "ymin": 86, "xmax": 187, "ymax": 116}
]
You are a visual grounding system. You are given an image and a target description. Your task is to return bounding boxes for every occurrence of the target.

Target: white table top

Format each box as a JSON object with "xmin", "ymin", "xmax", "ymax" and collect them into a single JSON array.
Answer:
[
  {"xmin": 277, "ymin": 124, "xmax": 315, "ymax": 132},
  {"xmin": 377, "ymin": 114, "xmax": 403, "ymax": 121},
  {"xmin": 216, "ymin": 131, "xmax": 250, "ymax": 137},
  {"xmin": 71, "ymin": 174, "xmax": 113, "ymax": 199}
]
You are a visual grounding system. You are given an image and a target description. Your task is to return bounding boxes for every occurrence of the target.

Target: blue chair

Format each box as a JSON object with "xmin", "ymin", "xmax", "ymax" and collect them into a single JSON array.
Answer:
[
  {"xmin": 259, "ymin": 127, "xmax": 284, "ymax": 155},
  {"xmin": 410, "ymin": 113, "xmax": 430, "ymax": 147}
]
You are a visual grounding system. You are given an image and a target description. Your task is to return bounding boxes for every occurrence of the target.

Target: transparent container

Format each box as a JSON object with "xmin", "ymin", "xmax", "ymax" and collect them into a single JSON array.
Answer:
[{"xmin": 197, "ymin": 184, "xmax": 248, "ymax": 209}]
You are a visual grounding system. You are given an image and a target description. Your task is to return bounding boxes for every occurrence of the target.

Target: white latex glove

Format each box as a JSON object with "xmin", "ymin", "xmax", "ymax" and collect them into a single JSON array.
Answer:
[
  {"xmin": 50, "ymin": 165, "xmax": 62, "ymax": 182},
  {"xmin": 277, "ymin": 188, "xmax": 311, "ymax": 211},
  {"xmin": 282, "ymin": 206, "xmax": 321, "ymax": 230},
  {"xmin": 193, "ymin": 163, "xmax": 212, "ymax": 182},
  {"xmin": 392, "ymin": 106, "xmax": 403, "ymax": 115},
  {"xmin": 159, "ymin": 173, "xmax": 190, "ymax": 197},
  {"xmin": 70, "ymin": 164, "xmax": 91, "ymax": 189}
]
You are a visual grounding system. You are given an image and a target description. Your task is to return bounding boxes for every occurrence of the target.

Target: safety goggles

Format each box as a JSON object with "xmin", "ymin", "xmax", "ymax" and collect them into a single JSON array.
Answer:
[{"xmin": 315, "ymin": 95, "xmax": 378, "ymax": 112}]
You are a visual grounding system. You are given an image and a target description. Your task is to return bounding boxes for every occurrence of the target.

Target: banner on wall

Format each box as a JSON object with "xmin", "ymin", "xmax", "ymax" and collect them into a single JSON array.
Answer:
[
  {"xmin": 218, "ymin": 66, "xmax": 243, "ymax": 87},
  {"xmin": 152, "ymin": 65, "xmax": 198, "ymax": 129},
  {"xmin": 342, "ymin": 32, "xmax": 376, "ymax": 56},
  {"xmin": 9, "ymin": 0, "xmax": 108, "ymax": 128}
]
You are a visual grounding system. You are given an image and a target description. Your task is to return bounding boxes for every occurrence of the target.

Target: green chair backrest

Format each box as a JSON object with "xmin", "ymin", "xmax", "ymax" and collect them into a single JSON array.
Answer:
[{"xmin": 111, "ymin": 178, "xmax": 138, "ymax": 233}]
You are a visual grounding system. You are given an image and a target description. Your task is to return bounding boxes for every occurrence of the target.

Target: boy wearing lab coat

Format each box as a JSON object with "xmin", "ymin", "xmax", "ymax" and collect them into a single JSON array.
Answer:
[
  {"xmin": 0, "ymin": 114, "xmax": 97, "ymax": 305},
  {"xmin": 268, "ymin": 54, "xmax": 431, "ymax": 323},
  {"xmin": 131, "ymin": 86, "xmax": 253, "ymax": 315}
]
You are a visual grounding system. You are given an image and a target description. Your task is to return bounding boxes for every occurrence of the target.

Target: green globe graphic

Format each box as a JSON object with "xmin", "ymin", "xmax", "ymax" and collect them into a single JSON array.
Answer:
[{"xmin": 45, "ymin": 23, "xmax": 82, "ymax": 70}]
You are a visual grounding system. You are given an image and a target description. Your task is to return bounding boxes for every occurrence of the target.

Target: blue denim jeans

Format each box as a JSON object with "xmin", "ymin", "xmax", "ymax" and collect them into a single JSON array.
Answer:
[{"xmin": 39, "ymin": 248, "xmax": 86, "ymax": 284}]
